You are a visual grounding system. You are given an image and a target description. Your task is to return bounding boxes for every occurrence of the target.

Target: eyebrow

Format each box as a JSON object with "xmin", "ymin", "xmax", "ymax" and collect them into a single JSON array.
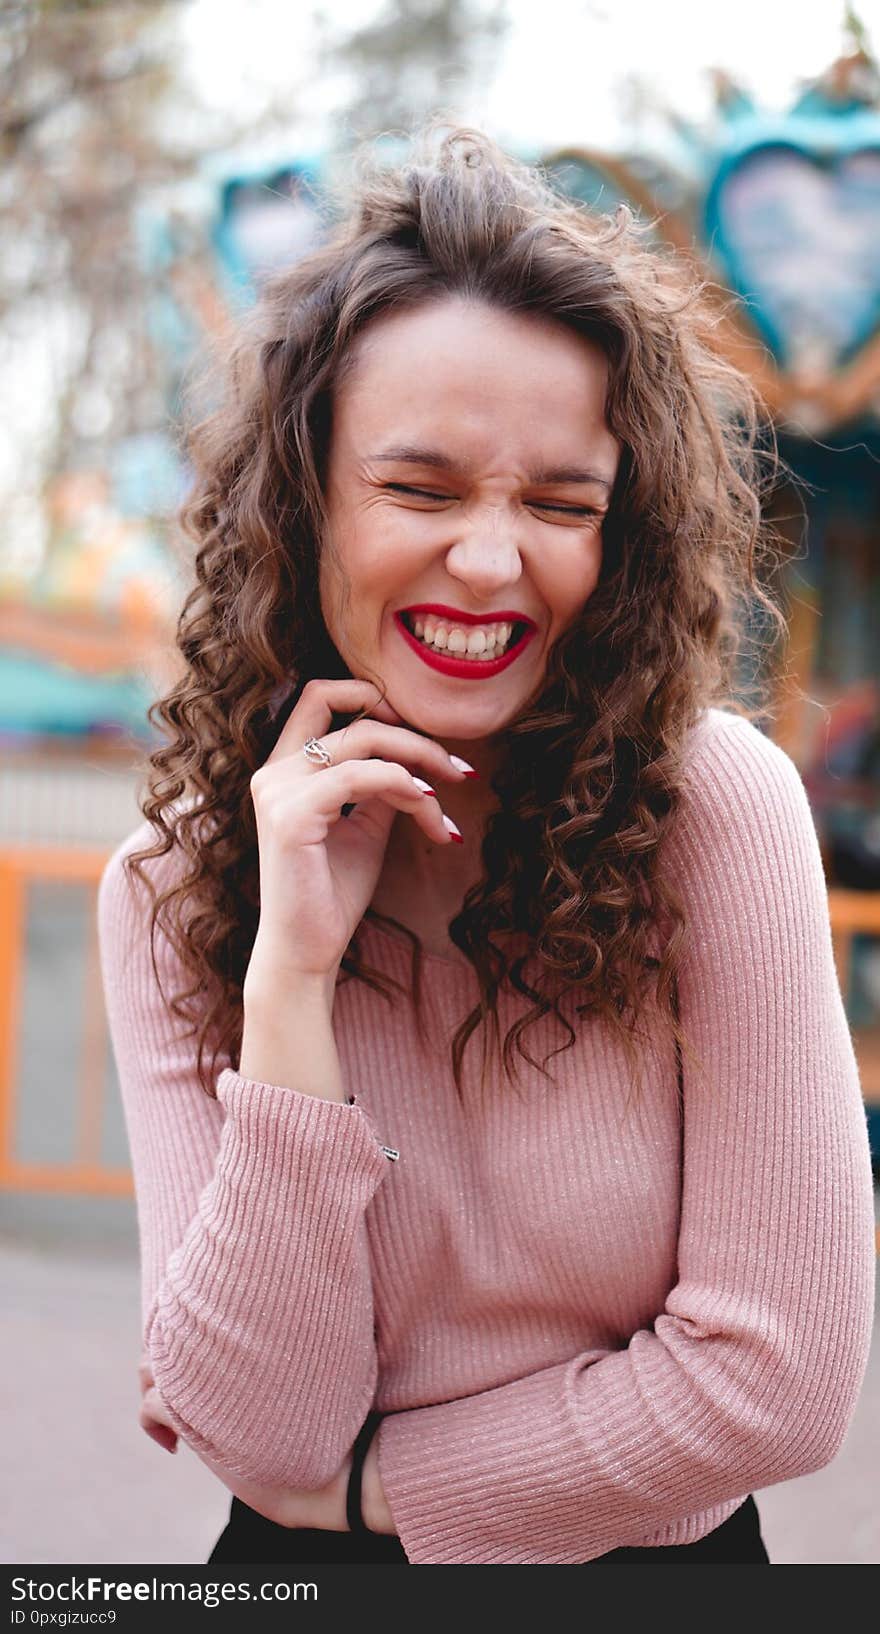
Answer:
[{"xmin": 369, "ymin": 444, "xmax": 614, "ymax": 494}]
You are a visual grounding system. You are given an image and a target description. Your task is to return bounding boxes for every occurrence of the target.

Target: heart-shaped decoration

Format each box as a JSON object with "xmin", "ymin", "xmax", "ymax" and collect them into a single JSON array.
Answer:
[{"xmin": 705, "ymin": 119, "xmax": 880, "ymax": 372}]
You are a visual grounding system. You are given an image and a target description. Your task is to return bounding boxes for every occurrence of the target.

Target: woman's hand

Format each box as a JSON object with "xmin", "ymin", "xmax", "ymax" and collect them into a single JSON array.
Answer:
[
  {"xmin": 139, "ymin": 1373, "xmax": 348, "ymax": 1527},
  {"xmin": 246, "ymin": 678, "xmax": 470, "ymax": 985},
  {"xmin": 140, "ymin": 1368, "xmax": 397, "ymax": 1534},
  {"xmin": 195, "ymin": 1447, "xmax": 353, "ymax": 1533},
  {"xmin": 138, "ymin": 1361, "xmax": 178, "ymax": 1454},
  {"xmin": 361, "ymin": 1429, "xmax": 397, "ymax": 1534}
]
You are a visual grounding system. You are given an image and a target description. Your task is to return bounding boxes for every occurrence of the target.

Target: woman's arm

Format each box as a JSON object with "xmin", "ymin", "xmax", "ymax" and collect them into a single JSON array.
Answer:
[
  {"xmin": 141, "ymin": 1364, "xmax": 398, "ymax": 1534},
  {"xmin": 370, "ymin": 713, "xmax": 876, "ymax": 1563},
  {"xmin": 98, "ymin": 822, "xmax": 395, "ymax": 1489}
]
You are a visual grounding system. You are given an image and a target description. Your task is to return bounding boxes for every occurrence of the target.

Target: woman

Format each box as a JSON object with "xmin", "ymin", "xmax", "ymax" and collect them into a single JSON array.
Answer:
[{"xmin": 97, "ymin": 124, "xmax": 876, "ymax": 1566}]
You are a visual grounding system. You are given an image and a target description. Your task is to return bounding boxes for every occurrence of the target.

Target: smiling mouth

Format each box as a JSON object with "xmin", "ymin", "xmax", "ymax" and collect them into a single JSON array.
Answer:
[{"xmin": 397, "ymin": 610, "xmax": 529, "ymax": 660}]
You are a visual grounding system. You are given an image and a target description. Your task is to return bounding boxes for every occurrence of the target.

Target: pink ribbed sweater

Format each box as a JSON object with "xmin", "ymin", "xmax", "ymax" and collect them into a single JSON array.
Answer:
[{"xmin": 97, "ymin": 706, "xmax": 876, "ymax": 1565}]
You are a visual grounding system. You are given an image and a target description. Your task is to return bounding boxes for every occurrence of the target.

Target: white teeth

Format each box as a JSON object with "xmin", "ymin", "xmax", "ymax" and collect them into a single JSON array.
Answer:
[{"xmin": 405, "ymin": 614, "xmax": 523, "ymax": 660}]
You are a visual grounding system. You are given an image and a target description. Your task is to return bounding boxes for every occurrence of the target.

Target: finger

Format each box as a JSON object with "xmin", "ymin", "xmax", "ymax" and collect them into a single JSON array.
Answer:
[
  {"xmin": 142, "ymin": 1385, "xmax": 177, "ymax": 1431},
  {"xmin": 141, "ymin": 1415, "xmax": 178, "ymax": 1454},
  {"xmin": 316, "ymin": 720, "xmax": 468, "ymax": 787},
  {"xmin": 288, "ymin": 760, "xmax": 461, "ymax": 844},
  {"xmin": 139, "ymin": 1394, "xmax": 179, "ymax": 1452},
  {"xmin": 272, "ymin": 680, "xmax": 405, "ymax": 761}
]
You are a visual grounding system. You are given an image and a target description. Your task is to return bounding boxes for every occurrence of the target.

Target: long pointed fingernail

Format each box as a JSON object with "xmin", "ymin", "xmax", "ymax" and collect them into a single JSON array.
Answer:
[
  {"xmin": 412, "ymin": 777, "xmax": 438, "ymax": 797},
  {"xmin": 442, "ymin": 814, "xmax": 464, "ymax": 843},
  {"xmin": 449, "ymin": 755, "xmax": 478, "ymax": 776}
]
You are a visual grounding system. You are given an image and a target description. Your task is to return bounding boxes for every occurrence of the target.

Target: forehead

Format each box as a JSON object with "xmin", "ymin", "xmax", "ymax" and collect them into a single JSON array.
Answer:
[{"xmin": 333, "ymin": 296, "xmax": 618, "ymax": 470}]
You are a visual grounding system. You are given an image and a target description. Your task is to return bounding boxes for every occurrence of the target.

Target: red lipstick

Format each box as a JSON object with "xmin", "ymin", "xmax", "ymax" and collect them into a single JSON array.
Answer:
[
  {"xmin": 393, "ymin": 608, "xmax": 537, "ymax": 680},
  {"xmin": 400, "ymin": 604, "xmax": 537, "ymax": 629}
]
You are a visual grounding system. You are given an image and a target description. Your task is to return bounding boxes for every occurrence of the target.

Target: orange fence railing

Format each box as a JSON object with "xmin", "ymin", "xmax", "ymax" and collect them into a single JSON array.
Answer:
[{"xmin": 0, "ymin": 845, "xmax": 132, "ymax": 1197}]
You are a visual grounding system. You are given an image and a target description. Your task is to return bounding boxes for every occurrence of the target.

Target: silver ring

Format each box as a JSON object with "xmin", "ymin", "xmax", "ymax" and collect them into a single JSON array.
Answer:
[{"xmin": 302, "ymin": 736, "xmax": 332, "ymax": 768}]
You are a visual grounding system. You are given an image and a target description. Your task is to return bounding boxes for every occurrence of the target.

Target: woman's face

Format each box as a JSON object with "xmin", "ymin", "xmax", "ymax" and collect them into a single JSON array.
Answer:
[{"xmin": 319, "ymin": 294, "xmax": 620, "ymax": 744}]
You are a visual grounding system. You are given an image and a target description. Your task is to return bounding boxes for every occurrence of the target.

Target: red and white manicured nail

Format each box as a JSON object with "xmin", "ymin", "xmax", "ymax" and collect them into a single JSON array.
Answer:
[
  {"xmin": 449, "ymin": 755, "xmax": 479, "ymax": 777},
  {"xmin": 442, "ymin": 814, "xmax": 464, "ymax": 843},
  {"xmin": 412, "ymin": 776, "xmax": 438, "ymax": 797}
]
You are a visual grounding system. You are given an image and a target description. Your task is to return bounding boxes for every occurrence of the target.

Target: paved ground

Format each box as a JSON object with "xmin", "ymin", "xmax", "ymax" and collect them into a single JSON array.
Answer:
[{"xmin": 3, "ymin": 1212, "xmax": 877, "ymax": 1566}]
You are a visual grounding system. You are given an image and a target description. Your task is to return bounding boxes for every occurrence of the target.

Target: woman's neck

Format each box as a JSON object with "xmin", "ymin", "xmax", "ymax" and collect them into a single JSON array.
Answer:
[{"xmin": 371, "ymin": 740, "xmax": 500, "ymax": 927}]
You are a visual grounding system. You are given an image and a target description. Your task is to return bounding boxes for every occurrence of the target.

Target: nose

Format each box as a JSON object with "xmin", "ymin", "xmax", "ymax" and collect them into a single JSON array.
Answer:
[{"xmin": 443, "ymin": 508, "xmax": 523, "ymax": 602}]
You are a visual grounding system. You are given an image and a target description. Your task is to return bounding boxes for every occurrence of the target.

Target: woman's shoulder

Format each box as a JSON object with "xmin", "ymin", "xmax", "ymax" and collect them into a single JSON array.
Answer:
[
  {"xmin": 682, "ymin": 704, "xmax": 803, "ymax": 794},
  {"xmin": 98, "ymin": 800, "xmax": 208, "ymax": 925},
  {"xmin": 685, "ymin": 702, "xmax": 782, "ymax": 757},
  {"xmin": 96, "ymin": 803, "xmax": 221, "ymax": 1013},
  {"xmin": 672, "ymin": 704, "xmax": 819, "ymax": 868}
]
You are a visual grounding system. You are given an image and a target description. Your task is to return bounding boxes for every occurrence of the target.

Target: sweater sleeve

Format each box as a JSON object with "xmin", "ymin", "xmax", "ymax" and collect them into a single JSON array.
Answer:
[
  {"xmin": 97, "ymin": 821, "xmax": 393, "ymax": 1488},
  {"xmin": 374, "ymin": 711, "xmax": 877, "ymax": 1564}
]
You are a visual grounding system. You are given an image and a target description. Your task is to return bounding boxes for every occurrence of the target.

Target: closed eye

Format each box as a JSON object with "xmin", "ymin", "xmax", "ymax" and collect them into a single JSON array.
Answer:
[
  {"xmin": 534, "ymin": 503, "xmax": 603, "ymax": 517},
  {"xmin": 385, "ymin": 483, "xmax": 602, "ymax": 518},
  {"xmin": 385, "ymin": 483, "xmax": 449, "ymax": 501}
]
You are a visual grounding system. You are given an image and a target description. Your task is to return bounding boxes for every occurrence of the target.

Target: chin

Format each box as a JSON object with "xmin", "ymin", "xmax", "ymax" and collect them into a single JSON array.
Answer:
[{"xmin": 389, "ymin": 690, "xmax": 527, "ymax": 739}]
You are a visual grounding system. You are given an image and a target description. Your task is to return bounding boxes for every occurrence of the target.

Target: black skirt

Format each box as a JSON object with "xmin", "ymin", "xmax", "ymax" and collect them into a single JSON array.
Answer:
[{"xmin": 207, "ymin": 1491, "xmax": 770, "ymax": 1565}]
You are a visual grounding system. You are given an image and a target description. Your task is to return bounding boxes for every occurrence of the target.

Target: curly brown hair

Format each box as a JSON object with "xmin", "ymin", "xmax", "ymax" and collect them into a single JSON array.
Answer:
[{"xmin": 124, "ymin": 119, "xmax": 788, "ymax": 1109}]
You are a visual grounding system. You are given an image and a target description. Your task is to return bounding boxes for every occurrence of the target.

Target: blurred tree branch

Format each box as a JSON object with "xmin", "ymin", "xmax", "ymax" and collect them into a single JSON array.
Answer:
[
  {"xmin": 1, "ymin": 52, "xmax": 161, "ymax": 144},
  {"xmin": 0, "ymin": 0, "xmax": 202, "ymax": 492},
  {"xmin": 0, "ymin": 0, "xmax": 306, "ymax": 509}
]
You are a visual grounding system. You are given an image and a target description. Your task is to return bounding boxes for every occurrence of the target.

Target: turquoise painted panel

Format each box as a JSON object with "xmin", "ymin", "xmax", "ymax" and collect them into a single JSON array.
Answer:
[{"xmin": 0, "ymin": 651, "xmax": 154, "ymax": 739}]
